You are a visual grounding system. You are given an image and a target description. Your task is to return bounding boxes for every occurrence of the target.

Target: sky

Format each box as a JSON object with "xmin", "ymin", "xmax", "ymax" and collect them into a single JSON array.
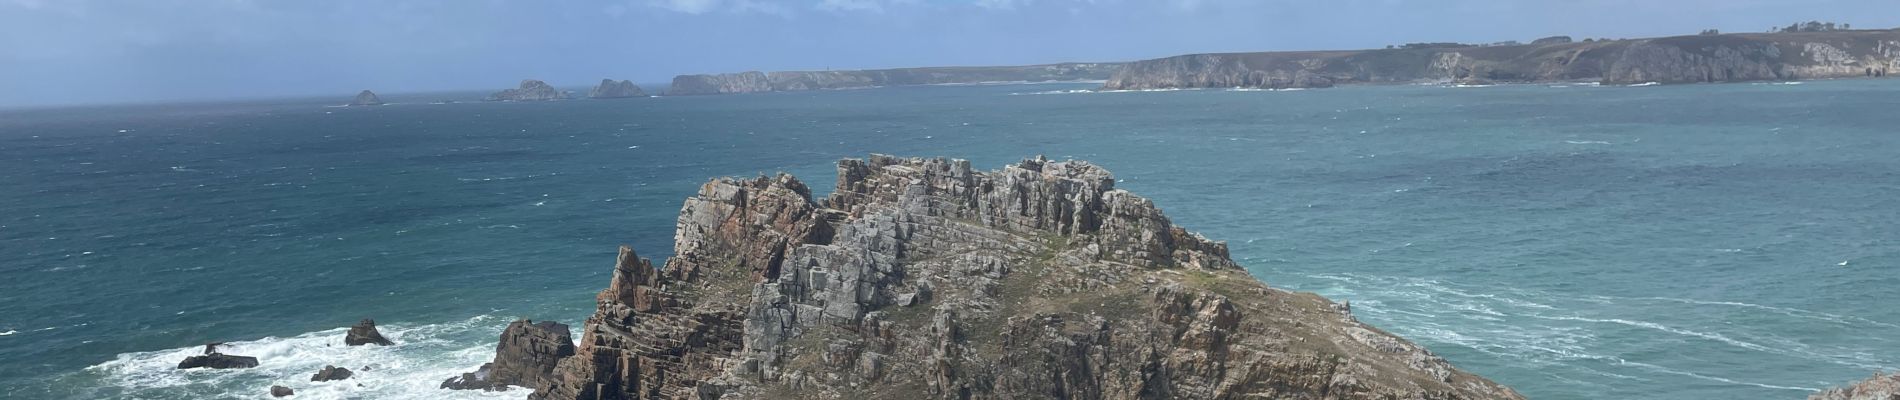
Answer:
[{"xmin": 1, "ymin": 0, "xmax": 1897, "ymax": 107}]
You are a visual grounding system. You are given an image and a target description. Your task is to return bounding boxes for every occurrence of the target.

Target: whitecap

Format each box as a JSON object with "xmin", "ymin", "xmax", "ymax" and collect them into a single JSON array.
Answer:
[
  {"xmin": 1565, "ymin": 140, "xmax": 1612, "ymax": 145},
  {"xmin": 1626, "ymin": 82, "xmax": 1661, "ymax": 87},
  {"xmin": 0, "ymin": 330, "xmax": 16, "ymax": 336}
]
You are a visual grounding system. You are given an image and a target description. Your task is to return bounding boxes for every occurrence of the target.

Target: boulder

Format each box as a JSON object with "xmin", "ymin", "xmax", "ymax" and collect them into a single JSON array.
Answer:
[
  {"xmin": 349, "ymin": 90, "xmax": 383, "ymax": 106},
  {"xmin": 310, "ymin": 365, "xmax": 352, "ymax": 382},
  {"xmin": 176, "ymin": 353, "xmax": 259, "ymax": 369},
  {"xmin": 344, "ymin": 319, "xmax": 394, "ymax": 346},
  {"xmin": 445, "ymin": 319, "xmax": 575, "ymax": 391},
  {"xmin": 270, "ymin": 385, "xmax": 294, "ymax": 397}
]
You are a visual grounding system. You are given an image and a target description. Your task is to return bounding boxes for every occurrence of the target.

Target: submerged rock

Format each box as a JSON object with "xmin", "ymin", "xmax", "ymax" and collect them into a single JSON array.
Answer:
[
  {"xmin": 486, "ymin": 79, "xmax": 568, "ymax": 101},
  {"xmin": 527, "ymin": 155, "xmax": 1523, "ymax": 399},
  {"xmin": 588, "ymin": 79, "xmax": 646, "ymax": 99},
  {"xmin": 176, "ymin": 353, "xmax": 259, "ymax": 369},
  {"xmin": 344, "ymin": 319, "xmax": 394, "ymax": 346},
  {"xmin": 349, "ymin": 90, "xmax": 383, "ymax": 106},
  {"xmin": 270, "ymin": 385, "xmax": 294, "ymax": 397},
  {"xmin": 311, "ymin": 365, "xmax": 353, "ymax": 382},
  {"xmin": 1812, "ymin": 372, "xmax": 1900, "ymax": 400},
  {"xmin": 444, "ymin": 319, "xmax": 576, "ymax": 391}
]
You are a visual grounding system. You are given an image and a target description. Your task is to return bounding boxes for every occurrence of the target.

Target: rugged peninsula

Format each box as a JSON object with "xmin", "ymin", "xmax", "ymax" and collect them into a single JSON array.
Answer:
[
  {"xmin": 589, "ymin": 79, "xmax": 647, "ymax": 99},
  {"xmin": 668, "ymin": 63, "xmax": 1122, "ymax": 95},
  {"xmin": 349, "ymin": 90, "xmax": 383, "ymax": 106},
  {"xmin": 1104, "ymin": 29, "xmax": 1900, "ymax": 90},
  {"xmin": 464, "ymin": 155, "xmax": 1521, "ymax": 399},
  {"xmin": 486, "ymin": 79, "xmax": 569, "ymax": 101}
]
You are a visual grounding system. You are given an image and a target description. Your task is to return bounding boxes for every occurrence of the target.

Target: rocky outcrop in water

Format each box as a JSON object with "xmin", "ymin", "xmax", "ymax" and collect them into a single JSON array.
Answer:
[
  {"xmin": 344, "ymin": 319, "xmax": 394, "ymax": 346},
  {"xmin": 443, "ymin": 319, "xmax": 577, "ymax": 391},
  {"xmin": 668, "ymin": 63, "xmax": 1122, "ymax": 95},
  {"xmin": 1105, "ymin": 29, "xmax": 1900, "ymax": 89},
  {"xmin": 176, "ymin": 353, "xmax": 259, "ymax": 369},
  {"xmin": 589, "ymin": 79, "xmax": 647, "ymax": 99},
  {"xmin": 522, "ymin": 154, "xmax": 1522, "ymax": 399},
  {"xmin": 310, "ymin": 365, "xmax": 353, "ymax": 382},
  {"xmin": 270, "ymin": 385, "xmax": 294, "ymax": 397},
  {"xmin": 349, "ymin": 90, "xmax": 383, "ymax": 106},
  {"xmin": 487, "ymin": 79, "xmax": 569, "ymax": 101},
  {"xmin": 1812, "ymin": 372, "xmax": 1900, "ymax": 400}
]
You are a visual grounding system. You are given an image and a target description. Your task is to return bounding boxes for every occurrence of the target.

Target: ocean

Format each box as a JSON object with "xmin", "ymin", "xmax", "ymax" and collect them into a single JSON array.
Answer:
[{"xmin": 1, "ymin": 80, "xmax": 1896, "ymax": 399}]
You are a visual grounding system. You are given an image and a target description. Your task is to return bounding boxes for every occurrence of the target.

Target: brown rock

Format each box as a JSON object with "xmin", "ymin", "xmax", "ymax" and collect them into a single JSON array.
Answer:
[
  {"xmin": 1812, "ymin": 372, "xmax": 1900, "ymax": 400},
  {"xmin": 344, "ymin": 319, "xmax": 394, "ymax": 346},
  {"xmin": 311, "ymin": 365, "xmax": 352, "ymax": 382},
  {"xmin": 445, "ymin": 319, "xmax": 577, "ymax": 391}
]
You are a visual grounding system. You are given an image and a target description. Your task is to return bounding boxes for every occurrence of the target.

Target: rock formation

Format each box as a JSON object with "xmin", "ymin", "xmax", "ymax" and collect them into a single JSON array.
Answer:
[
  {"xmin": 589, "ymin": 79, "xmax": 648, "ymax": 99},
  {"xmin": 270, "ymin": 385, "xmax": 294, "ymax": 397},
  {"xmin": 668, "ymin": 63, "xmax": 1122, "ymax": 95},
  {"xmin": 344, "ymin": 319, "xmax": 394, "ymax": 346},
  {"xmin": 443, "ymin": 319, "xmax": 577, "ymax": 391},
  {"xmin": 176, "ymin": 353, "xmax": 259, "ymax": 369},
  {"xmin": 310, "ymin": 365, "xmax": 353, "ymax": 382},
  {"xmin": 487, "ymin": 79, "xmax": 569, "ymax": 101},
  {"xmin": 349, "ymin": 90, "xmax": 383, "ymax": 106},
  {"xmin": 522, "ymin": 155, "xmax": 1522, "ymax": 399},
  {"xmin": 1104, "ymin": 29, "xmax": 1900, "ymax": 90},
  {"xmin": 1812, "ymin": 372, "xmax": 1900, "ymax": 400}
]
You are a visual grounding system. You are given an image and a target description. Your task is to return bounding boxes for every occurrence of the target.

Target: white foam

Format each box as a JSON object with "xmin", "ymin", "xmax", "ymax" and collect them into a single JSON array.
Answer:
[
  {"xmin": 0, "ymin": 330, "xmax": 16, "ymax": 336},
  {"xmin": 1565, "ymin": 140, "xmax": 1612, "ymax": 145},
  {"xmin": 1626, "ymin": 82, "xmax": 1661, "ymax": 87},
  {"xmin": 85, "ymin": 315, "xmax": 522, "ymax": 399}
]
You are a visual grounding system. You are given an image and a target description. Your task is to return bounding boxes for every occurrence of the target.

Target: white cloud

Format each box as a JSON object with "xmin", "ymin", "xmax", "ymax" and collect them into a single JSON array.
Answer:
[{"xmin": 647, "ymin": 0, "xmax": 788, "ymax": 15}]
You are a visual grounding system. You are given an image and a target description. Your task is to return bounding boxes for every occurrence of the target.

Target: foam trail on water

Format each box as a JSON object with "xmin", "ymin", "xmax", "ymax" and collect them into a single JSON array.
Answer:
[{"xmin": 84, "ymin": 315, "xmax": 523, "ymax": 400}]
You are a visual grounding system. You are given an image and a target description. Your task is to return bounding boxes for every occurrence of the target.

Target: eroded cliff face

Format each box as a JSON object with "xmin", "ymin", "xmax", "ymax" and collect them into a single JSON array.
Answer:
[
  {"xmin": 530, "ymin": 155, "xmax": 1522, "ymax": 400},
  {"xmin": 1105, "ymin": 30, "xmax": 1900, "ymax": 90},
  {"xmin": 667, "ymin": 63, "xmax": 1122, "ymax": 95}
]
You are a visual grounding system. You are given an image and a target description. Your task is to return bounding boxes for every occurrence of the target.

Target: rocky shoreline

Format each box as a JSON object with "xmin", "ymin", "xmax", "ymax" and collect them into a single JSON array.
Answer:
[{"xmin": 1104, "ymin": 29, "xmax": 1900, "ymax": 90}]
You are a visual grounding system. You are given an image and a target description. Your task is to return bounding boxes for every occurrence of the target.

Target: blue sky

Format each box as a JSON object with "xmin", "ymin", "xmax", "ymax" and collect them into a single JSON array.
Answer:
[{"xmin": 1, "ymin": 0, "xmax": 1896, "ymax": 107}]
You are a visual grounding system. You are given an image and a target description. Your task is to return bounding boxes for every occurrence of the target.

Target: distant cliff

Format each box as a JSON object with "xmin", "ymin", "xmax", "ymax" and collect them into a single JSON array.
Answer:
[
  {"xmin": 588, "ymin": 79, "xmax": 647, "ymax": 99},
  {"xmin": 1105, "ymin": 29, "xmax": 1900, "ymax": 90},
  {"xmin": 669, "ymin": 63, "xmax": 1122, "ymax": 95},
  {"xmin": 487, "ymin": 79, "xmax": 569, "ymax": 101}
]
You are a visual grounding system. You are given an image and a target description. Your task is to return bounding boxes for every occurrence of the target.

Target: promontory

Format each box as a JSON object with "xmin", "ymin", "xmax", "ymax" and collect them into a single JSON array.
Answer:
[{"xmin": 455, "ymin": 154, "xmax": 1524, "ymax": 399}]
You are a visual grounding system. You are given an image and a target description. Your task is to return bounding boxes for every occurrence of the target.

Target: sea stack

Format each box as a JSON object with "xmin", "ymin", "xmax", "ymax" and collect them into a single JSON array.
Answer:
[
  {"xmin": 486, "ymin": 79, "xmax": 568, "ymax": 101},
  {"xmin": 521, "ymin": 155, "xmax": 1524, "ymax": 399},
  {"xmin": 310, "ymin": 365, "xmax": 353, "ymax": 382},
  {"xmin": 587, "ymin": 79, "xmax": 646, "ymax": 99},
  {"xmin": 349, "ymin": 90, "xmax": 383, "ymax": 106},
  {"xmin": 443, "ymin": 319, "xmax": 576, "ymax": 391},
  {"xmin": 343, "ymin": 319, "xmax": 394, "ymax": 346}
]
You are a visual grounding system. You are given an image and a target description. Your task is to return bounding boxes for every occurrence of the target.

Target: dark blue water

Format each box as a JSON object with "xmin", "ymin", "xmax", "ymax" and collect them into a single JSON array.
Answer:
[{"xmin": 2, "ymin": 81, "xmax": 1896, "ymax": 399}]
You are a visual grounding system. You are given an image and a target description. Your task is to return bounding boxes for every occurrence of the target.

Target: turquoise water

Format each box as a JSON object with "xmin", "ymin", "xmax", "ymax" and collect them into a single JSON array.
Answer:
[{"xmin": 2, "ymin": 81, "xmax": 1897, "ymax": 399}]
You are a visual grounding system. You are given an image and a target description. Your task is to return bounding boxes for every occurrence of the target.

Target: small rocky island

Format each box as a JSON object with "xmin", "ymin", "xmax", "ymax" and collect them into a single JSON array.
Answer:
[
  {"xmin": 453, "ymin": 155, "xmax": 1522, "ymax": 399},
  {"xmin": 486, "ymin": 79, "xmax": 569, "ymax": 101},
  {"xmin": 588, "ymin": 79, "xmax": 646, "ymax": 99},
  {"xmin": 348, "ymin": 90, "xmax": 383, "ymax": 106}
]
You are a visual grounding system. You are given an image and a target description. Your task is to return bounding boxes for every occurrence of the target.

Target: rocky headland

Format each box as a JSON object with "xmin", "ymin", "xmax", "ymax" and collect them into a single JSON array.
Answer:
[
  {"xmin": 1104, "ymin": 29, "xmax": 1900, "ymax": 90},
  {"xmin": 590, "ymin": 79, "xmax": 648, "ymax": 99},
  {"xmin": 1812, "ymin": 372, "xmax": 1900, "ymax": 400},
  {"xmin": 349, "ymin": 90, "xmax": 383, "ymax": 106},
  {"xmin": 462, "ymin": 154, "xmax": 1520, "ymax": 399},
  {"xmin": 668, "ymin": 63, "xmax": 1122, "ymax": 95},
  {"xmin": 487, "ymin": 79, "xmax": 570, "ymax": 101}
]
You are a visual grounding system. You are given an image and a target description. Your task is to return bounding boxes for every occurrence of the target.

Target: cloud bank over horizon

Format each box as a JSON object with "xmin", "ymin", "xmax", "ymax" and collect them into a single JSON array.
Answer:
[{"xmin": 1, "ymin": 0, "xmax": 1896, "ymax": 107}]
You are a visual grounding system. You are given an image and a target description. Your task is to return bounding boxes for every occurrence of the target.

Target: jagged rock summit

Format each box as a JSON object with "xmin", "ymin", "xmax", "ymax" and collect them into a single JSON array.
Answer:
[
  {"xmin": 349, "ymin": 90, "xmax": 383, "ymax": 106},
  {"xmin": 1812, "ymin": 372, "xmax": 1900, "ymax": 400},
  {"xmin": 344, "ymin": 319, "xmax": 394, "ymax": 346},
  {"xmin": 310, "ymin": 365, "xmax": 353, "ymax": 382},
  {"xmin": 589, "ymin": 79, "xmax": 647, "ymax": 99},
  {"xmin": 487, "ymin": 79, "xmax": 569, "ymax": 101},
  {"xmin": 521, "ymin": 155, "xmax": 1522, "ymax": 399}
]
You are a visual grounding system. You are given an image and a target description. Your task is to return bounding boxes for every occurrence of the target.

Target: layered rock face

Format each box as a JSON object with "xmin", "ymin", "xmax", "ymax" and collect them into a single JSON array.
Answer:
[
  {"xmin": 444, "ymin": 319, "xmax": 578, "ymax": 391},
  {"xmin": 590, "ymin": 79, "xmax": 648, "ymax": 99},
  {"xmin": 530, "ymin": 155, "xmax": 1522, "ymax": 399},
  {"xmin": 1812, "ymin": 373, "xmax": 1900, "ymax": 400},
  {"xmin": 487, "ymin": 79, "xmax": 569, "ymax": 101},
  {"xmin": 1105, "ymin": 29, "xmax": 1900, "ymax": 90},
  {"xmin": 350, "ymin": 90, "xmax": 383, "ymax": 106},
  {"xmin": 668, "ymin": 63, "xmax": 1122, "ymax": 95}
]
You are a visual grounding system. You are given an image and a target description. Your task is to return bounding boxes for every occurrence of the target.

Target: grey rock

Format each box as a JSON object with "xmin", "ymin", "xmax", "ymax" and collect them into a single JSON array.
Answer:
[
  {"xmin": 311, "ymin": 365, "xmax": 352, "ymax": 382},
  {"xmin": 176, "ymin": 353, "xmax": 259, "ymax": 369},
  {"xmin": 588, "ymin": 79, "xmax": 647, "ymax": 99},
  {"xmin": 486, "ymin": 79, "xmax": 568, "ymax": 101},
  {"xmin": 349, "ymin": 90, "xmax": 383, "ymax": 106},
  {"xmin": 446, "ymin": 319, "xmax": 575, "ymax": 391},
  {"xmin": 1812, "ymin": 372, "xmax": 1900, "ymax": 400},
  {"xmin": 270, "ymin": 385, "xmax": 294, "ymax": 397},
  {"xmin": 344, "ymin": 319, "xmax": 393, "ymax": 346}
]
